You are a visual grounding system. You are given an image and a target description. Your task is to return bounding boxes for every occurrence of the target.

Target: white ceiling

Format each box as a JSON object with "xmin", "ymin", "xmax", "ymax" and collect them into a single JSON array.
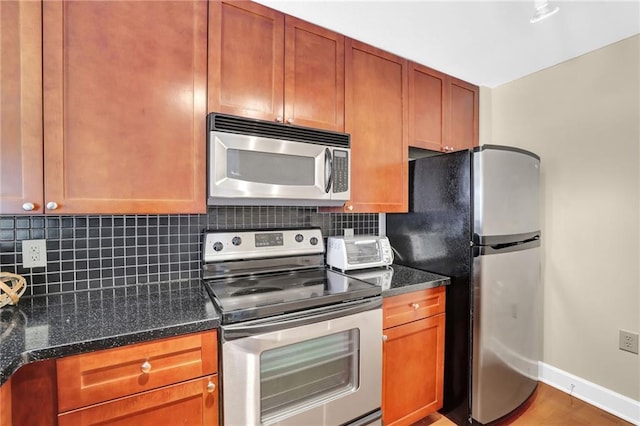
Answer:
[{"xmin": 254, "ymin": 0, "xmax": 640, "ymax": 87}]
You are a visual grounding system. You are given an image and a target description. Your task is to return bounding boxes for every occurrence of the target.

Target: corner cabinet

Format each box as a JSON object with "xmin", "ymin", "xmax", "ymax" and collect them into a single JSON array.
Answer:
[
  {"xmin": 409, "ymin": 61, "xmax": 479, "ymax": 153},
  {"xmin": 208, "ymin": 1, "xmax": 345, "ymax": 132},
  {"xmin": 382, "ymin": 287, "xmax": 446, "ymax": 426},
  {"xmin": 1, "ymin": 0, "xmax": 207, "ymax": 215},
  {"xmin": 343, "ymin": 39, "xmax": 408, "ymax": 213}
]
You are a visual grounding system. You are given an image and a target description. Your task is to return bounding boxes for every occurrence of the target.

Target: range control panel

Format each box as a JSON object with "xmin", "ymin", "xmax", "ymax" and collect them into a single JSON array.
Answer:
[{"xmin": 203, "ymin": 228, "xmax": 324, "ymax": 263}]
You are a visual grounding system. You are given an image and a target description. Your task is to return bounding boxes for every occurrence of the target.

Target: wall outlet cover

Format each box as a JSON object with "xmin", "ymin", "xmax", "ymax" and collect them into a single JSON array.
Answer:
[
  {"xmin": 619, "ymin": 330, "xmax": 639, "ymax": 354},
  {"xmin": 22, "ymin": 239, "xmax": 47, "ymax": 269}
]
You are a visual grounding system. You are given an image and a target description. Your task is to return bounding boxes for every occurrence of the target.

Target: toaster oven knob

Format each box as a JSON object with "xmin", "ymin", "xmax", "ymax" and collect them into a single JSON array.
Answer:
[
  {"xmin": 213, "ymin": 241, "xmax": 223, "ymax": 252},
  {"xmin": 232, "ymin": 236, "xmax": 242, "ymax": 246},
  {"xmin": 310, "ymin": 237, "xmax": 318, "ymax": 246},
  {"xmin": 295, "ymin": 234, "xmax": 304, "ymax": 243}
]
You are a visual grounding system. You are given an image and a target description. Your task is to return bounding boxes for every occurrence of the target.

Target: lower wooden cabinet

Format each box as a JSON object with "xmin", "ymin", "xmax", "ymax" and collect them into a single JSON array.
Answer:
[
  {"xmin": 58, "ymin": 375, "xmax": 218, "ymax": 426},
  {"xmin": 0, "ymin": 378, "xmax": 11, "ymax": 426},
  {"xmin": 7, "ymin": 330, "xmax": 219, "ymax": 425},
  {"xmin": 382, "ymin": 288, "xmax": 446, "ymax": 426},
  {"xmin": 57, "ymin": 331, "xmax": 217, "ymax": 412}
]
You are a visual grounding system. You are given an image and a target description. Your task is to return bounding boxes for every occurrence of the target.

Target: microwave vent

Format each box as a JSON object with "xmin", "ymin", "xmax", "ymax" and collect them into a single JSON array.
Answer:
[{"xmin": 208, "ymin": 113, "xmax": 350, "ymax": 148}]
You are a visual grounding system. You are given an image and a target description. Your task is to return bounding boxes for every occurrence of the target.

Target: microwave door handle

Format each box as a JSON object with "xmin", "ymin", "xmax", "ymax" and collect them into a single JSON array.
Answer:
[{"xmin": 324, "ymin": 148, "xmax": 333, "ymax": 193}]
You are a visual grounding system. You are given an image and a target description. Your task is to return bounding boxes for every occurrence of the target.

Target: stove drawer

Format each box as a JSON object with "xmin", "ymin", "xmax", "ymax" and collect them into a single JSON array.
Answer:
[
  {"xmin": 57, "ymin": 330, "xmax": 217, "ymax": 412},
  {"xmin": 383, "ymin": 286, "xmax": 445, "ymax": 329}
]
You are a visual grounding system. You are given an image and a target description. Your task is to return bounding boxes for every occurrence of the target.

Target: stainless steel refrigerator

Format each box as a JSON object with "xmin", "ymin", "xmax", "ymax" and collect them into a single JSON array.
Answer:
[{"xmin": 386, "ymin": 145, "xmax": 542, "ymax": 425}]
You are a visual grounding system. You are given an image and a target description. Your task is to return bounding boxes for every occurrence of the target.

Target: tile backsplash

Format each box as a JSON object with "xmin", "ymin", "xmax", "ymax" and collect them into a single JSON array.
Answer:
[{"xmin": 0, "ymin": 207, "xmax": 378, "ymax": 296}]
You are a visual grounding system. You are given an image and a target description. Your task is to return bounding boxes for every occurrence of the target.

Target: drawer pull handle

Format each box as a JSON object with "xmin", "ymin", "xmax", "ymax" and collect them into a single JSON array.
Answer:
[
  {"xmin": 207, "ymin": 380, "xmax": 216, "ymax": 393},
  {"xmin": 382, "ymin": 334, "xmax": 388, "ymax": 342},
  {"xmin": 412, "ymin": 303, "xmax": 420, "ymax": 310},
  {"xmin": 141, "ymin": 361, "xmax": 151, "ymax": 374}
]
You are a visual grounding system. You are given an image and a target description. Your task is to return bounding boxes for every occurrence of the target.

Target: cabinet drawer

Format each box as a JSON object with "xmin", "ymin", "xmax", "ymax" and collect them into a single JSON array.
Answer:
[
  {"xmin": 383, "ymin": 286, "xmax": 445, "ymax": 329},
  {"xmin": 58, "ymin": 375, "xmax": 218, "ymax": 426},
  {"xmin": 57, "ymin": 330, "xmax": 217, "ymax": 412}
]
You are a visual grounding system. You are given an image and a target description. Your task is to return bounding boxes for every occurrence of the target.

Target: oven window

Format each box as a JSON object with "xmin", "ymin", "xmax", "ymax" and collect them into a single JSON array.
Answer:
[
  {"xmin": 227, "ymin": 149, "xmax": 314, "ymax": 185},
  {"xmin": 260, "ymin": 329, "xmax": 360, "ymax": 423}
]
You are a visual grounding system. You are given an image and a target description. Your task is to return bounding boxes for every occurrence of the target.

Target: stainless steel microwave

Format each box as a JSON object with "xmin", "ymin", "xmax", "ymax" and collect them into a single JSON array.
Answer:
[{"xmin": 207, "ymin": 113, "xmax": 350, "ymax": 206}]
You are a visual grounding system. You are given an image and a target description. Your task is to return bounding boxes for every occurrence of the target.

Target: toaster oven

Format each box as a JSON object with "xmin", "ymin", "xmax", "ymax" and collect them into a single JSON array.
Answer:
[{"xmin": 326, "ymin": 236, "xmax": 393, "ymax": 272}]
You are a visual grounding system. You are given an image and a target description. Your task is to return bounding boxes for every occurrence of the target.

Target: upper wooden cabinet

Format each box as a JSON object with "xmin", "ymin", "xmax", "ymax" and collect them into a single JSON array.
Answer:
[
  {"xmin": 1, "ymin": 0, "xmax": 206, "ymax": 215},
  {"xmin": 449, "ymin": 77, "xmax": 479, "ymax": 151},
  {"xmin": 0, "ymin": 0, "xmax": 43, "ymax": 214},
  {"xmin": 343, "ymin": 39, "xmax": 408, "ymax": 213},
  {"xmin": 208, "ymin": 1, "xmax": 345, "ymax": 132},
  {"xmin": 409, "ymin": 62, "xmax": 479, "ymax": 153},
  {"xmin": 39, "ymin": 0, "xmax": 207, "ymax": 214}
]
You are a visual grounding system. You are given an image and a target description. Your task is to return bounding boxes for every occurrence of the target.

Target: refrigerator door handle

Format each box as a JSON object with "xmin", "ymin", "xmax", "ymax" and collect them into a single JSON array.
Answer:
[
  {"xmin": 474, "ymin": 236, "xmax": 540, "ymax": 256},
  {"xmin": 473, "ymin": 231, "xmax": 540, "ymax": 246},
  {"xmin": 491, "ymin": 235, "xmax": 540, "ymax": 250}
]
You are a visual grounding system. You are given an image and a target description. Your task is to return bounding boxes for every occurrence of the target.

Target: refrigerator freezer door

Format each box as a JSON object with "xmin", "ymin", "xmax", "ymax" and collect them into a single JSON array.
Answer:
[
  {"xmin": 472, "ymin": 244, "xmax": 541, "ymax": 424},
  {"xmin": 473, "ymin": 146, "xmax": 540, "ymax": 239}
]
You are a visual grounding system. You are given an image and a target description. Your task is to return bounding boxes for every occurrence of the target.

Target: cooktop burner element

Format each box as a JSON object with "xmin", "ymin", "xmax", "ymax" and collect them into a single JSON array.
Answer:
[{"xmin": 201, "ymin": 228, "xmax": 381, "ymax": 324}]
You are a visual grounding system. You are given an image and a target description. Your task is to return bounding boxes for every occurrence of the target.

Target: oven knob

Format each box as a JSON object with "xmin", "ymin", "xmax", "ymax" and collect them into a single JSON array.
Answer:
[
  {"xmin": 295, "ymin": 234, "xmax": 304, "ymax": 243},
  {"xmin": 232, "ymin": 236, "xmax": 242, "ymax": 246},
  {"xmin": 310, "ymin": 237, "xmax": 318, "ymax": 246},
  {"xmin": 213, "ymin": 241, "xmax": 223, "ymax": 252}
]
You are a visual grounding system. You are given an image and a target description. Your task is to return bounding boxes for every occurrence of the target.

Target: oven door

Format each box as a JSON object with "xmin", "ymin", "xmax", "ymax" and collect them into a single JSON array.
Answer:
[
  {"xmin": 221, "ymin": 299, "xmax": 382, "ymax": 426},
  {"xmin": 208, "ymin": 131, "xmax": 349, "ymax": 205}
]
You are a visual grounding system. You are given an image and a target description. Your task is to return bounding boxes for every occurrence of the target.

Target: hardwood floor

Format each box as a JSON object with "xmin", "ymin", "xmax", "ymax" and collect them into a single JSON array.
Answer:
[{"xmin": 413, "ymin": 383, "xmax": 633, "ymax": 426}]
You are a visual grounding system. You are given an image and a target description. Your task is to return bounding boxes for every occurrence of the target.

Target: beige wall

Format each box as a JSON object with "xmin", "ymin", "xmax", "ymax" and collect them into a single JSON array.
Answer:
[{"xmin": 486, "ymin": 35, "xmax": 640, "ymax": 400}]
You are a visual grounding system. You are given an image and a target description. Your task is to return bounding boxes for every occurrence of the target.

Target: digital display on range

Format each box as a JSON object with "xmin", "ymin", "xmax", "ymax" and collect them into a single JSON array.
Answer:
[{"xmin": 255, "ymin": 232, "xmax": 284, "ymax": 247}]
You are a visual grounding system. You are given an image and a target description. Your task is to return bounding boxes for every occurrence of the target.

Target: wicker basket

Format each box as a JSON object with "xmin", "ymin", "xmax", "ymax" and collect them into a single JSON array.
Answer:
[{"xmin": 0, "ymin": 272, "xmax": 27, "ymax": 308}]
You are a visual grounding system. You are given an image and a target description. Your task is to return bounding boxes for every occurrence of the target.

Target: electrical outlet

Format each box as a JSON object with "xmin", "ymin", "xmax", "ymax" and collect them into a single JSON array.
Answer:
[
  {"xmin": 619, "ymin": 330, "xmax": 639, "ymax": 354},
  {"xmin": 22, "ymin": 239, "xmax": 47, "ymax": 268}
]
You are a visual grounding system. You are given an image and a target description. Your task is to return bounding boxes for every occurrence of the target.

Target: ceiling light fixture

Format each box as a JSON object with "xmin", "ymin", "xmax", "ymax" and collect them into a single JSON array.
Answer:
[{"xmin": 530, "ymin": 0, "xmax": 559, "ymax": 23}]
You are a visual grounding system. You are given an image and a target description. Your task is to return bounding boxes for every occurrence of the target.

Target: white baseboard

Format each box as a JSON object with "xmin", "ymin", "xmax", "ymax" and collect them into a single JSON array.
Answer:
[{"xmin": 539, "ymin": 362, "xmax": 640, "ymax": 425}]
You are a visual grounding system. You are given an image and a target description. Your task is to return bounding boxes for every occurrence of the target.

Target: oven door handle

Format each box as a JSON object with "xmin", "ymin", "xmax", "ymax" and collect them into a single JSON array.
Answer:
[{"xmin": 221, "ymin": 297, "xmax": 382, "ymax": 340}]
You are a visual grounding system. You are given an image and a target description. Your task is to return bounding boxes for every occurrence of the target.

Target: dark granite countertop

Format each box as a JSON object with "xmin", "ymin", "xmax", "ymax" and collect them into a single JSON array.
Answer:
[
  {"xmin": 384, "ymin": 264, "xmax": 450, "ymax": 296},
  {"xmin": 346, "ymin": 263, "xmax": 450, "ymax": 297},
  {"xmin": 0, "ymin": 280, "xmax": 219, "ymax": 386}
]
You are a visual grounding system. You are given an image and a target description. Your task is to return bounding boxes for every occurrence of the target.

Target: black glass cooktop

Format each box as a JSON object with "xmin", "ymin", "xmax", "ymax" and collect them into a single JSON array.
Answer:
[{"xmin": 203, "ymin": 268, "xmax": 380, "ymax": 324}]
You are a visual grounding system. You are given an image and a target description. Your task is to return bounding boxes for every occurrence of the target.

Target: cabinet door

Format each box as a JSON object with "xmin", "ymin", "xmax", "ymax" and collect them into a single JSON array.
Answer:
[
  {"xmin": 408, "ymin": 62, "xmax": 446, "ymax": 152},
  {"xmin": 284, "ymin": 16, "xmax": 344, "ymax": 132},
  {"xmin": 344, "ymin": 39, "xmax": 408, "ymax": 213},
  {"xmin": 9, "ymin": 360, "xmax": 58, "ymax": 426},
  {"xmin": 43, "ymin": 0, "xmax": 206, "ymax": 214},
  {"xmin": 448, "ymin": 77, "xmax": 479, "ymax": 152},
  {"xmin": 209, "ymin": 1, "xmax": 284, "ymax": 122},
  {"xmin": 0, "ymin": 0, "xmax": 43, "ymax": 214},
  {"xmin": 0, "ymin": 378, "xmax": 10, "ymax": 426},
  {"xmin": 58, "ymin": 376, "xmax": 218, "ymax": 426},
  {"xmin": 382, "ymin": 314, "xmax": 445, "ymax": 426}
]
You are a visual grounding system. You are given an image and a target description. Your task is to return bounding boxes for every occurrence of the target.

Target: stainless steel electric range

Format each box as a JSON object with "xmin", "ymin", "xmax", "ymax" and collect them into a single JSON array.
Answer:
[{"xmin": 201, "ymin": 228, "xmax": 383, "ymax": 426}]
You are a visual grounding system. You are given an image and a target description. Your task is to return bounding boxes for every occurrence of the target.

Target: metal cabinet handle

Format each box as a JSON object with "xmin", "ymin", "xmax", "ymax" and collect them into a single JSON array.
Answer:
[
  {"xmin": 22, "ymin": 202, "xmax": 35, "ymax": 211},
  {"xmin": 275, "ymin": 116, "xmax": 283, "ymax": 123},
  {"xmin": 411, "ymin": 303, "xmax": 420, "ymax": 310},
  {"xmin": 141, "ymin": 360, "xmax": 151, "ymax": 374},
  {"xmin": 46, "ymin": 201, "xmax": 58, "ymax": 210},
  {"xmin": 382, "ymin": 334, "xmax": 388, "ymax": 342},
  {"xmin": 207, "ymin": 380, "xmax": 216, "ymax": 393},
  {"xmin": 287, "ymin": 117, "xmax": 294, "ymax": 124},
  {"xmin": 346, "ymin": 205, "xmax": 354, "ymax": 211}
]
